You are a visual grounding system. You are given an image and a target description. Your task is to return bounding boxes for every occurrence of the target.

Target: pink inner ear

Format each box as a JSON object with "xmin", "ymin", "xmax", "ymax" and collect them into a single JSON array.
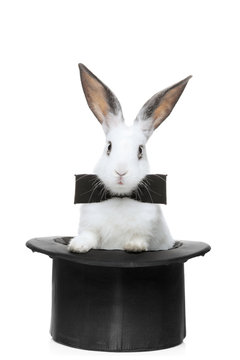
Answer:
[
  {"xmin": 153, "ymin": 104, "xmax": 171, "ymax": 128},
  {"xmin": 153, "ymin": 84, "xmax": 188, "ymax": 129},
  {"xmin": 81, "ymin": 71, "xmax": 110, "ymax": 123}
]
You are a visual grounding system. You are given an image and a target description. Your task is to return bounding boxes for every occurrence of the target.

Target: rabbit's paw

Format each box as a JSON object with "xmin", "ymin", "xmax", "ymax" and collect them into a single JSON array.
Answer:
[
  {"xmin": 68, "ymin": 231, "xmax": 98, "ymax": 253},
  {"xmin": 124, "ymin": 237, "xmax": 148, "ymax": 252}
]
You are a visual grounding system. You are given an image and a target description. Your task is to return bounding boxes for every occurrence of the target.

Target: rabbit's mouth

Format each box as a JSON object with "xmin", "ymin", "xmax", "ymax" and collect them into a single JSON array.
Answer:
[
  {"xmin": 115, "ymin": 174, "xmax": 130, "ymax": 189},
  {"xmin": 110, "ymin": 178, "xmax": 141, "ymax": 196},
  {"xmin": 95, "ymin": 172, "xmax": 144, "ymax": 196},
  {"xmin": 117, "ymin": 177, "xmax": 124, "ymax": 185},
  {"xmin": 115, "ymin": 170, "xmax": 128, "ymax": 186}
]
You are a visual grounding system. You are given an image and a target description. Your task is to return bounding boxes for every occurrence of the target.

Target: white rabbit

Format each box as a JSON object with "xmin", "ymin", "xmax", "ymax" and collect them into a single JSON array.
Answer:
[{"xmin": 68, "ymin": 64, "xmax": 191, "ymax": 253}]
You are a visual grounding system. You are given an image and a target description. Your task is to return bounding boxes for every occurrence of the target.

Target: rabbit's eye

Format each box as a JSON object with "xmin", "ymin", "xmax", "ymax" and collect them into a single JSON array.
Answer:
[
  {"xmin": 138, "ymin": 145, "xmax": 143, "ymax": 159},
  {"xmin": 107, "ymin": 141, "xmax": 112, "ymax": 155}
]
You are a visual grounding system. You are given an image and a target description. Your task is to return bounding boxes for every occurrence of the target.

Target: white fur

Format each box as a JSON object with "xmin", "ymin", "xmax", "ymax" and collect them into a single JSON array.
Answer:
[
  {"xmin": 68, "ymin": 122, "xmax": 174, "ymax": 253},
  {"xmin": 68, "ymin": 198, "xmax": 174, "ymax": 252},
  {"xmin": 69, "ymin": 66, "xmax": 177, "ymax": 253},
  {"xmin": 95, "ymin": 122, "xmax": 149, "ymax": 195}
]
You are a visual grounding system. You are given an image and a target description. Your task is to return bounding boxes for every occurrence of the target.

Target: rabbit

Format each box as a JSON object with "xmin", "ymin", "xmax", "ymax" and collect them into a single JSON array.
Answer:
[{"xmin": 68, "ymin": 64, "xmax": 191, "ymax": 253}]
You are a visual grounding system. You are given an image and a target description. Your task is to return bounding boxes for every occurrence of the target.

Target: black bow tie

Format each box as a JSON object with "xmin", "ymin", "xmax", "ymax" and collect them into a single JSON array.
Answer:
[{"xmin": 74, "ymin": 174, "xmax": 167, "ymax": 204}]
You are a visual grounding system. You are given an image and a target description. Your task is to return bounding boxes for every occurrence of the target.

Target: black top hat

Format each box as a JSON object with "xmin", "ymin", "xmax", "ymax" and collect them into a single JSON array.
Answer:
[{"xmin": 26, "ymin": 174, "xmax": 211, "ymax": 352}]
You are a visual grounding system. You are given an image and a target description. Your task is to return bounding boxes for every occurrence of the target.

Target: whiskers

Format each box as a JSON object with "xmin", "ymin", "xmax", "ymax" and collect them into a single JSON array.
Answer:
[
  {"xmin": 74, "ymin": 173, "xmax": 166, "ymax": 204},
  {"xmin": 75, "ymin": 174, "xmax": 90, "ymax": 182},
  {"xmin": 135, "ymin": 185, "xmax": 144, "ymax": 202},
  {"xmin": 88, "ymin": 177, "xmax": 104, "ymax": 203},
  {"xmin": 99, "ymin": 185, "xmax": 109, "ymax": 202},
  {"xmin": 139, "ymin": 178, "xmax": 154, "ymax": 203},
  {"xmin": 153, "ymin": 174, "xmax": 167, "ymax": 182}
]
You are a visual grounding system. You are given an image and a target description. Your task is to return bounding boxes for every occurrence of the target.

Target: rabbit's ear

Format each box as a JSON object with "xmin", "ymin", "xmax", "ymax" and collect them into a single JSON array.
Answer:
[
  {"xmin": 135, "ymin": 75, "xmax": 192, "ymax": 138},
  {"xmin": 79, "ymin": 64, "xmax": 124, "ymax": 133}
]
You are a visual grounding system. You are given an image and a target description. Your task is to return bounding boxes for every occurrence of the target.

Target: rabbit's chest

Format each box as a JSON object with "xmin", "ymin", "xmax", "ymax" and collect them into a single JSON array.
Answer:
[
  {"xmin": 80, "ymin": 198, "xmax": 159, "ymax": 235},
  {"xmin": 79, "ymin": 199, "xmax": 161, "ymax": 249}
]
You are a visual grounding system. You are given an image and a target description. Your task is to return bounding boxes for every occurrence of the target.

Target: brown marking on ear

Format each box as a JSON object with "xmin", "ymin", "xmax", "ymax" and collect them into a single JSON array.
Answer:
[
  {"xmin": 152, "ymin": 76, "xmax": 192, "ymax": 129},
  {"xmin": 79, "ymin": 64, "xmax": 122, "ymax": 126},
  {"xmin": 80, "ymin": 67, "xmax": 109, "ymax": 123}
]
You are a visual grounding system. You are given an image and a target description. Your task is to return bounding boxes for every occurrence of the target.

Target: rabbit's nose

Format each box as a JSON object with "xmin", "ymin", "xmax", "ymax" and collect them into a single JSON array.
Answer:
[{"xmin": 115, "ymin": 170, "xmax": 128, "ymax": 177}]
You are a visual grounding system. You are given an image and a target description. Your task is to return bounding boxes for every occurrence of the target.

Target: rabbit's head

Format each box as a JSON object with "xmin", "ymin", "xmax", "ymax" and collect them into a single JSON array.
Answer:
[{"xmin": 79, "ymin": 64, "xmax": 191, "ymax": 195}]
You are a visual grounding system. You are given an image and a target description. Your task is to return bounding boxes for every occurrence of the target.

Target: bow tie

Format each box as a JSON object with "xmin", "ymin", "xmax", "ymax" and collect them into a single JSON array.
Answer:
[{"xmin": 74, "ymin": 174, "xmax": 167, "ymax": 204}]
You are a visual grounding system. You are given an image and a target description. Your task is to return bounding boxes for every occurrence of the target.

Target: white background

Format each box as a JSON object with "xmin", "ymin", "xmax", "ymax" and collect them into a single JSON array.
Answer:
[{"xmin": 1, "ymin": 0, "xmax": 240, "ymax": 359}]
